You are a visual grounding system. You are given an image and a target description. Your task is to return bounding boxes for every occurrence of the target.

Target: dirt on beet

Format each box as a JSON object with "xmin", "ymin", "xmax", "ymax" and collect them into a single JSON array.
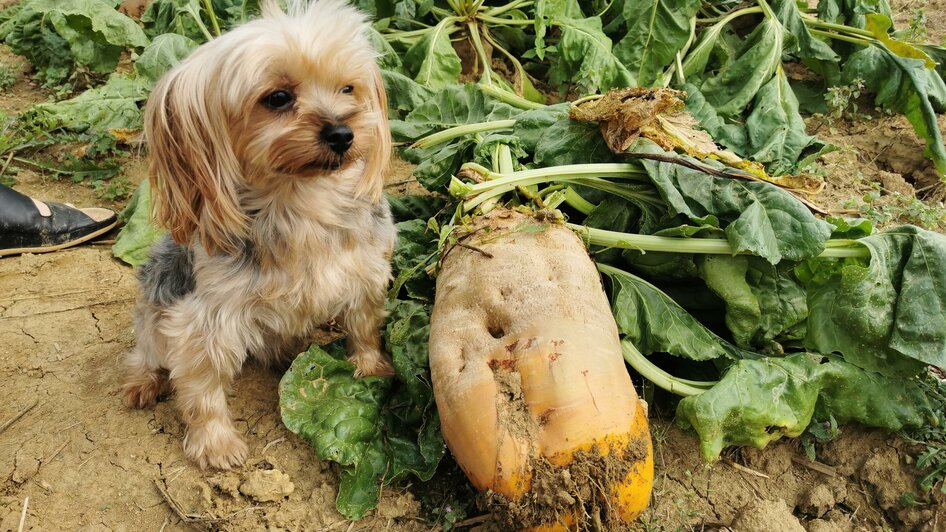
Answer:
[
  {"xmin": 481, "ymin": 445, "xmax": 636, "ymax": 531},
  {"xmin": 3, "ymin": 0, "xmax": 946, "ymax": 527}
]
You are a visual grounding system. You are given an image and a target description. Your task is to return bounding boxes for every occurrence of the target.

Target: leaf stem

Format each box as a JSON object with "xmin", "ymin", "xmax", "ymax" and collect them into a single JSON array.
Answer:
[
  {"xmin": 411, "ymin": 120, "xmax": 516, "ymax": 149},
  {"xmin": 484, "ymin": 0, "xmax": 533, "ymax": 17},
  {"xmin": 183, "ymin": 4, "xmax": 214, "ymax": 41},
  {"xmin": 801, "ymin": 16, "xmax": 874, "ymax": 38},
  {"xmin": 458, "ymin": 162, "xmax": 649, "ymax": 193},
  {"xmin": 619, "ymin": 339, "xmax": 713, "ymax": 396},
  {"xmin": 456, "ymin": 163, "xmax": 650, "ymax": 211},
  {"xmin": 201, "ymin": 0, "xmax": 221, "ymax": 37},
  {"xmin": 482, "ymin": 30, "xmax": 544, "ymax": 103},
  {"xmin": 388, "ymin": 17, "xmax": 434, "ymax": 29},
  {"xmin": 570, "ymin": 224, "xmax": 871, "ymax": 259},
  {"xmin": 564, "ymin": 187, "xmax": 596, "ymax": 214},
  {"xmin": 755, "ymin": 0, "xmax": 777, "ymax": 21},
  {"xmin": 478, "ymin": 84, "xmax": 545, "ymax": 109},
  {"xmin": 465, "ymin": 22, "xmax": 495, "ymax": 86},
  {"xmin": 477, "ymin": 14, "xmax": 535, "ymax": 25},
  {"xmin": 808, "ymin": 28, "xmax": 872, "ymax": 46},
  {"xmin": 696, "ymin": 6, "xmax": 762, "ymax": 25}
]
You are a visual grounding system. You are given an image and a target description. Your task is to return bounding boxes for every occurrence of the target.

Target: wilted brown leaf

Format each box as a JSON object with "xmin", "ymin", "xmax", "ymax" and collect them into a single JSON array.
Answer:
[
  {"xmin": 571, "ymin": 88, "xmax": 827, "ymax": 196},
  {"xmin": 571, "ymin": 88, "xmax": 692, "ymax": 153},
  {"xmin": 108, "ymin": 128, "xmax": 141, "ymax": 144}
]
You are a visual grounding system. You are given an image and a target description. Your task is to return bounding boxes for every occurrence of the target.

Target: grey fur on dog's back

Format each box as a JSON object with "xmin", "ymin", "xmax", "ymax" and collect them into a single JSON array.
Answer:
[{"xmin": 138, "ymin": 235, "xmax": 195, "ymax": 306}]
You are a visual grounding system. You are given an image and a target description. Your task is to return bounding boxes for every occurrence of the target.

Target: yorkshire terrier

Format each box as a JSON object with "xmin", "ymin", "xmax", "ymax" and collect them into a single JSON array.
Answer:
[{"xmin": 121, "ymin": 0, "xmax": 396, "ymax": 470}]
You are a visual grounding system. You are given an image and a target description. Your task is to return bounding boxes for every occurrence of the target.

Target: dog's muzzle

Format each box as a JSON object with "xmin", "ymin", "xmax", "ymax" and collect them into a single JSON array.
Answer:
[{"xmin": 321, "ymin": 124, "xmax": 353, "ymax": 154}]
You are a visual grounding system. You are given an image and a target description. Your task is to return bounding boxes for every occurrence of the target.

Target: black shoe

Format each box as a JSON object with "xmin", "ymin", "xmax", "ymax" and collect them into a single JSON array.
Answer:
[{"xmin": 0, "ymin": 185, "xmax": 118, "ymax": 257}]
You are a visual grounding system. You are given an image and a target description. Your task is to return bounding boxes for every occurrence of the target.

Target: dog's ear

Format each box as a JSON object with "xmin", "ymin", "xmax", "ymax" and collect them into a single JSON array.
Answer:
[
  {"xmin": 356, "ymin": 63, "xmax": 390, "ymax": 204},
  {"xmin": 144, "ymin": 64, "xmax": 248, "ymax": 255}
]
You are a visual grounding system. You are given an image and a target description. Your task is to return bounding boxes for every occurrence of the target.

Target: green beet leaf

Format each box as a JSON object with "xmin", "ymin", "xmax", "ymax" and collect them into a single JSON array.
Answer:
[
  {"xmin": 678, "ymin": 353, "xmax": 933, "ymax": 461},
  {"xmin": 112, "ymin": 181, "xmax": 167, "ymax": 267},
  {"xmin": 403, "ymin": 18, "xmax": 461, "ymax": 90},
  {"xmin": 389, "ymin": 218, "xmax": 439, "ymax": 301},
  {"xmin": 383, "ymin": 298, "xmax": 445, "ymax": 476},
  {"xmin": 682, "ymin": 83, "xmax": 748, "ymax": 155},
  {"xmin": 280, "ymin": 303, "xmax": 444, "ymax": 520},
  {"xmin": 699, "ymin": 255, "xmax": 808, "ymax": 350},
  {"xmin": 279, "ymin": 346, "xmax": 393, "ymax": 519},
  {"xmin": 805, "ymin": 225, "xmax": 946, "ymax": 375},
  {"xmin": 511, "ymin": 103, "xmax": 571, "ymax": 153},
  {"xmin": 134, "ymin": 33, "xmax": 198, "ymax": 83},
  {"xmin": 386, "ymin": 194, "xmax": 447, "ymax": 223},
  {"xmin": 613, "ymin": 0, "xmax": 701, "ymax": 87},
  {"xmin": 680, "ymin": 15, "xmax": 726, "ymax": 83},
  {"xmin": 816, "ymin": 0, "xmax": 890, "ymax": 28},
  {"xmin": 402, "ymin": 138, "xmax": 476, "ymax": 191},
  {"xmin": 547, "ymin": 17, "xmax": 634, "ymax": 94},
  {"xmin": 770, "ymin": 0, "xmax": 838, "ymax": 61},
  {"xmin": 533, "ymin": 0, "xmax": 583, "ymax": 58},
  {"xmin": 532, "ymin": 118, "xmax": 620, "ymax": 166},
  {"xmin": 382, "ymin": 70, "xmax": 435, "ymax": 116},
  {"xmin": 632, "ymin": 140, "xmax": 834, "ymax": 264},
  {"xmin": 367, "ymin": 28, "xmax": 405, "ymax": 74},
  {"xmin": 2, "ymin": 3, "xmax": 78, "ymax": 85},
  {"xmin": 32, "ymin": 73, "xmax": 150, "ymax": 131},
  {"xmin": 390, "ymin": 84, "xmax": 520, "ymax": 141},
  {"xmin": 30, "ymin": 0, "xmax": 149, "ymax": 74},
  {"xmin": 27, "ymin": 32, "xmax": 195, "ymax": 134},
  {"xmin": 601, "ymin": 264, "xmax": 741, "ymax": 362},
  {"xmin": 135, "ymin": 33, "xmax": 197, "ymax": 84},
  {"xmin": 699, "ymin": 17, "xmax": 783, "ymax": 117},
  {"xmin": 744, "ymin": 67, "xmax": 829, "ymax": 174},
  {"xmin": 140, "ymin": 0, "xmax": 209, "ymax": 42},
  {"xmin": 815, "ymin": 357, "xmax": 934, "ymax": 430}
]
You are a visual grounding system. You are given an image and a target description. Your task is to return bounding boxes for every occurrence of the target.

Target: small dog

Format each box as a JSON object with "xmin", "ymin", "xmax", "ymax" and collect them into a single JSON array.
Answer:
[{"xmin": 121, "ymin": 0, "xmax": 397, "ymax": 470}]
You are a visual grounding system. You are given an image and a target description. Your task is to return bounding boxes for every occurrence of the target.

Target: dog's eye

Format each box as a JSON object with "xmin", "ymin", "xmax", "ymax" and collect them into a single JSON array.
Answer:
[
  {"xmin": 340, "ymin": 85, "xmax": 354, "ymax": 95},
  {"xmin": 262, "ymin": 90, "xmax": 295, "ymax": 110}
]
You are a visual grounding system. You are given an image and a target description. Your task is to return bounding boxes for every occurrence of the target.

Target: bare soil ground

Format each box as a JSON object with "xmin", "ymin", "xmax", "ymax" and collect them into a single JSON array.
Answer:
[{"xmin": 2, "ymin": 7, "xmax": 946, "ymax": 530}]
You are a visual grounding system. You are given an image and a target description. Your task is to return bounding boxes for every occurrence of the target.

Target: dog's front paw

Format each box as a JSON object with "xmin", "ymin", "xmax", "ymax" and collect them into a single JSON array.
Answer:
[
  {"xmin": 121, "ymin": 371, "xmax": 167, "ymax": 409},
  {"xmin": 183, "ymin": 421, "xmax": 248, "ymax": 470},
  {"xmin": 349, "ymin": 351, "xmax": 395, "ymax": 378}
]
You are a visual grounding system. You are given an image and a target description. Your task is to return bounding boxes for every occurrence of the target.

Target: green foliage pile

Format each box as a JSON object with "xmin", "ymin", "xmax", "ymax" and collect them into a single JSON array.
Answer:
[
  {"xmin": 2, "ymin": 0, "xmax": 946, "ymax": 522},
  {"xmin": 370, "ymin": 0, "xmax": 946, "ymax": 179}
]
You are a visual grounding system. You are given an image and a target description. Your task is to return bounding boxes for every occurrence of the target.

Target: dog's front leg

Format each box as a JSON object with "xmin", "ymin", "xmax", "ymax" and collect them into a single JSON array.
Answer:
[
  {"xmin": 341, "ymin": 285, "xmax": 394, "ymax": 378},
  {"xmin": 163, "ymin": 298, "xmax": 250, "ymax": 470}
]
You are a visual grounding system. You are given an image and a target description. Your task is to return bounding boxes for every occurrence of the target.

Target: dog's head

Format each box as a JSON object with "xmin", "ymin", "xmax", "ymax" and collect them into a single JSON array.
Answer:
[{"xmin": 144, "ymin": 0, "xmax": 389, "ymax": 254}]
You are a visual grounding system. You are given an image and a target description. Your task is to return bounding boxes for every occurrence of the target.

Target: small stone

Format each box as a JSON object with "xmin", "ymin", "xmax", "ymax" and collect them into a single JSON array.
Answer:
[
  {"xmin": 556, "ymin": 490, "xmax": 576, "ymax": 506},
  {"xmin": 376, "ymin": 493, "xmax": 420, "ymax": 519},
  {"xmin": 239, "ymin": 469, "xmax": 295, "ymax": 502},
  {"xmin": 12, "ymin": 450, "xmax": 40, "ymax": 484},
  {"xmin": 208, "ymin": 474, "xmax": 242, "ymax": 498},
  {"xmin": 798, "ymin": 484, "xmax": 835, "ymax": 518}
]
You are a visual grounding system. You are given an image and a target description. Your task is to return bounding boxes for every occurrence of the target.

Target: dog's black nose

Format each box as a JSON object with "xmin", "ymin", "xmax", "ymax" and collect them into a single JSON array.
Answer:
[{"xmin": 321, "ymin": 124, "xmax": 353, "ymax": 154}]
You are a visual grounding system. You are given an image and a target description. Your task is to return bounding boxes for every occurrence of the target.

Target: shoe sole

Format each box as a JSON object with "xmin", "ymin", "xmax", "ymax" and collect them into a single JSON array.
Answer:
[{"xmin": 0, "ymin": 220, "xmax": 119, "ymax": 257}]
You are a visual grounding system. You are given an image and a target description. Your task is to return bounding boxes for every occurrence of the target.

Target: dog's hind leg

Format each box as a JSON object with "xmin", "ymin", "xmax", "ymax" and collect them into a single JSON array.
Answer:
[
  {"xmin": 121, "ymin": 301, "xmax": 171, "ymax": 409},
  {"xmin": 163, "ymin": 297, "xmax": 251, "ymax": 470}
]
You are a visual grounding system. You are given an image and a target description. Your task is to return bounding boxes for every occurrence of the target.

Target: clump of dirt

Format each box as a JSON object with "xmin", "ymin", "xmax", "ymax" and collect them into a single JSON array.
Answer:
[
  {"xmin": 238, "ymin": 468, "xmax": 295, "ymax": 502},
  {"xmin": 481, "ymin": 442, "xmax": 640, "ymax": 531},
  {"xmin": 490, "ymin": 355, "xmax": 539, "ymax": 453},
  {"xmin": 731, "ymin": 498, "xmax": 805, "ymax": 532}
]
